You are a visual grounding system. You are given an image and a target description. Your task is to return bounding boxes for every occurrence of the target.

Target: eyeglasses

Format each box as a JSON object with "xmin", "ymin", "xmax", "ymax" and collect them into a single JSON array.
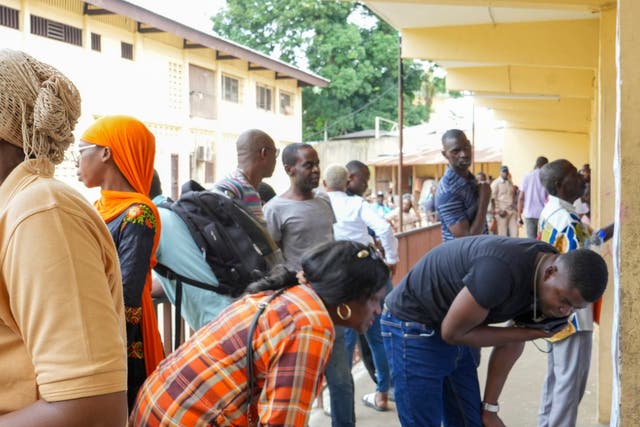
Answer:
[
  {"xmin": 68, "ymin": 143, "xmax": 100, "ymax": 164},
  {"xmin": 262, "ymin": 146, "xmax": 280, "ymax": 157}
]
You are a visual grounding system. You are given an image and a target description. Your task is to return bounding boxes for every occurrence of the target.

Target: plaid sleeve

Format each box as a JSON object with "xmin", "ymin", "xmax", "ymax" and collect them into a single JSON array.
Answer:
[{"xmin": 258, "ymin": 325, "xmax": 334, "ymax": 426}]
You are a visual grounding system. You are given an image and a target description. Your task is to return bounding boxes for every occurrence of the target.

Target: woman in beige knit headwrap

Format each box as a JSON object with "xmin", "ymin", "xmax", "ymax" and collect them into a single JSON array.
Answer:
[{"xmin": 0, "ymin": 49, "xmax": 128, "ymax": 425}]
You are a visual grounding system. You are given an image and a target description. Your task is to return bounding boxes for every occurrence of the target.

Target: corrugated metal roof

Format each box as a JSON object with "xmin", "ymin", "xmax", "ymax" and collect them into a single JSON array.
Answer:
[{"xmin": 368, "ymin": 145, "xmax": 501, "ymax": 166}]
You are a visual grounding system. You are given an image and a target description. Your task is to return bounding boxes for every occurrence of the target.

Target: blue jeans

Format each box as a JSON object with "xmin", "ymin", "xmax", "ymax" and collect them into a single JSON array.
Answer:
[
  {"xmin": 381, "ymin": 309, "xmax": 481, "ymax": 427},
  {"xmin": 345, "ymin": 313, "xmax": 391, "ymax": 392},
  {"xmin": 345, "ymin": 279, "xmax": 393, "ymax": 393},
  {"xmin": 324, "ymin": 325, "xmax": 355, "ymax": 427}
]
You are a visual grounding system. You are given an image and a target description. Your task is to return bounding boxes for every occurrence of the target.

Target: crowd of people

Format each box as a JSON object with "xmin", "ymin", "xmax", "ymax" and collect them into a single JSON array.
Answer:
[{"xmin": 0, "ymin": 48, "xmax": 612, "ymax": 427}]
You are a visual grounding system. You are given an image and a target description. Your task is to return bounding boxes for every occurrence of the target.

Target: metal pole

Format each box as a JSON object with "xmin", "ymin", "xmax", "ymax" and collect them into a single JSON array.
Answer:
[
  {"xmin": 398, "ymin": 34, "xmax": 404, "ymax": 232},
  {"xmin": 471, "ymin": 100, "xmax": 475, "ymax": 173}
]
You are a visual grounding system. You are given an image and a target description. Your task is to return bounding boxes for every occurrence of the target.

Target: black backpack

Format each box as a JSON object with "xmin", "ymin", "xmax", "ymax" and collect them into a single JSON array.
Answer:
[{"xmin": 154, "ymin": 180, "xmax": 282, "ymax": 347}]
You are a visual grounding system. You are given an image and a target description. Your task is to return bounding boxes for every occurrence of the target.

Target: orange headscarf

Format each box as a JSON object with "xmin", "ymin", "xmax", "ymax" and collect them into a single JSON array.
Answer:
[{"xmin": 82, "ymin": 115, "xmax": 164, "ymax": 374}]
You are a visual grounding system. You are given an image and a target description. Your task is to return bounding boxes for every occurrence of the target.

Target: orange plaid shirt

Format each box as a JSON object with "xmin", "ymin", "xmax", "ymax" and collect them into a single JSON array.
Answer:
[{"xmin": 130, "ymin": 284, "xmax": 334, "ymax": 426}]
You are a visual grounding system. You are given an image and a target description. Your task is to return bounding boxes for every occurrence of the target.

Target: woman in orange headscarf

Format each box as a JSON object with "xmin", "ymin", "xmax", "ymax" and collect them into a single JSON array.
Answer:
[{"xmin": 77, "ymin": 115, "xmax": 164, "ymax": 410}]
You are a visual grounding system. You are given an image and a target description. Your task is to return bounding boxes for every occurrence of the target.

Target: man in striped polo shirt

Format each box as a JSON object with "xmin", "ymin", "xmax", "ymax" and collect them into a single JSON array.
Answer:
[
  {"xmin": 214, "ymin": 128, "xmax": 279, "ymax": 223},
  {"xmin": 435, "ymin": 129, "xmax": 491, "ymax": 242}
]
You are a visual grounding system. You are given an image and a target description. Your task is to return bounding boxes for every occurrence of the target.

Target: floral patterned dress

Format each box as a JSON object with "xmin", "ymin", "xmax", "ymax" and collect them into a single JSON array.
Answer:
[{"xmin": 106, "ymin": 203, "xmax": 157, "ymax": 408}]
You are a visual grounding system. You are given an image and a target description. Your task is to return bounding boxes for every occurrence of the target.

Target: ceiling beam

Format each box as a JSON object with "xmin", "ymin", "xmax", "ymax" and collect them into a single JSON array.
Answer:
[
  {"xmin": 476, "ymin": 97, "xmax": 592, "ymax": 133},
  {"xmin": 248, "ymin": 63, "xmax": 267, "ymax": 71},
  {"xmin": 446, "ymin": 66, "xmax": 595, "ymax": 98},
  {"xmin": 216, "ymin": 51, "xmax": 236, "ymax": 60},
  {"xmin": 83, "ymin": 2, "xmax": 114, "ymax": 15},
  {"xmin": 363, "ymin": 0, "xmax": 612, "ymax": 10},
  {"xmin": 136, "ymin": 22, "xmax": 163, "ymax": 33},
  {"xmin": 402, "ymin": 19, "xmax": 598, "ymax": 68},
  {"xmin": 183, "ymin": 39, "xmax": 206, "ymax": 49},
  {"xmin": 276, "ymin": 72, "xmax": 294, "ymax": 80}
]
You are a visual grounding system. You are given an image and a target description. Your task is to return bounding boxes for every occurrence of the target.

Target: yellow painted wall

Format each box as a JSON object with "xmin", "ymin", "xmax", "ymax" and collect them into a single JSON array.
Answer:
[
  {"xmin": 403, "ymin": 19, "xmax": 599, "ymax": 68},
  {"xmin": 502, "ymin": 128, "xmax": 589, "ymax": 186},
  {"xmin": 476, "ymin": 98, "xmax": 593, "ymax": 134},
  {"xmin": 447, "ymin": 66, "xmax": 595, "ymax": 99},
  {"xmin": 613, "ymin": 1, "xmax": 640, "ymax": 424},
  {"xmin": 595, "ymin": 6, "xmax": 616, "ymax": 423}
]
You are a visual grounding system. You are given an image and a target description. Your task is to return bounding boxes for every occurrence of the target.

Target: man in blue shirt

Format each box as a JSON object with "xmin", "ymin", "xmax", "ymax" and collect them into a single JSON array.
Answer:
[{"xmin": 435, "ymin": 129, "xmax": 490, "ymax": 241}]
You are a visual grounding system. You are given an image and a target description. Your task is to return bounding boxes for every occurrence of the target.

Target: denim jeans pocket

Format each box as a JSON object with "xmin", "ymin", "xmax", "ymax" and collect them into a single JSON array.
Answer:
[
  {"xmin": 380, "ymin": 317, "xmax": 399, "ymax": 335},
  {"xmin": 402, "ymin": 322, "xmax": 436, "ymax": 339},
  {"xmin": 381, "ymin": 310, "xmax": 400, "ymax": 337}
]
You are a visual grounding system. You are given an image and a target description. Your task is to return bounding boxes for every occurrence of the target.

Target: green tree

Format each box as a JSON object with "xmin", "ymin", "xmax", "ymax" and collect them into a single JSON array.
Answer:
[{"xmin": 212, "ymin": 0, "xmax": 439, "ymax": 140}]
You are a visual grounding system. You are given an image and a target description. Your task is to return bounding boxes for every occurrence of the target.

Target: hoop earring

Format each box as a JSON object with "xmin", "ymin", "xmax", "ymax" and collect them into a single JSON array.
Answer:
[{"xmin": 337, "ymin": 303, "xmax": 352, "ymax": 320}]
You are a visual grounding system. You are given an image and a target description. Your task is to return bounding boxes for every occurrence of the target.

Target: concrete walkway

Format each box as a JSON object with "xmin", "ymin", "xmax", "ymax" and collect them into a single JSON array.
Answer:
[{"xmin": 309, "ymin": 335, "xmax": 607, "ymax": 426}]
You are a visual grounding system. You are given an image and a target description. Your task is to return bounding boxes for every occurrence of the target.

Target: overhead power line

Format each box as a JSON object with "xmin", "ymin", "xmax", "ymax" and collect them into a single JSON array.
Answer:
[{"xmin": 305, "ymin": 83, "xmax": 397, "ymax": 141}]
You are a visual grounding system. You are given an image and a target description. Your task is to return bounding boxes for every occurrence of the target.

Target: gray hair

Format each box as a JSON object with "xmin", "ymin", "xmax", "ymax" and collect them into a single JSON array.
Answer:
[
  {"xmin": 324, "ymin": 164, "xmax": 349, "ymax": 191},
  {"xmin": 539, "ymin": 159, "xmax": 573, "ymax": 196}
]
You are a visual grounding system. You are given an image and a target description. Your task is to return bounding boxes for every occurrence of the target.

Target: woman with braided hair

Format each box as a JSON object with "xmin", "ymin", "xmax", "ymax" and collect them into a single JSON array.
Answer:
[
  {"xmin": 130, "ymin": 240, "xmax": 389, "ymax": 427},
  {"xmin": 0, "ymin": 49, "xmax": 128, "ymax": 424}
]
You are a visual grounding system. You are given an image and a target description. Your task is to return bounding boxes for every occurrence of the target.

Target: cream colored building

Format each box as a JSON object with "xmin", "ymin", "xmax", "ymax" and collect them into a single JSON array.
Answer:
[
  {"xmin": 0, "ymin": 0, "xmax": 327, "ymax": 198},
  {"xmin": 361, "ymin": 1, "xmax": 638, "ymax": 425}
]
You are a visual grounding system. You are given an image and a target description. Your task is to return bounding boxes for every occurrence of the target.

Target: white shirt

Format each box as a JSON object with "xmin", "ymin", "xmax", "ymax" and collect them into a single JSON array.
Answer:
[{"xmin": 327, "ymin": 191, "xmax": 399, "ymax": 264}]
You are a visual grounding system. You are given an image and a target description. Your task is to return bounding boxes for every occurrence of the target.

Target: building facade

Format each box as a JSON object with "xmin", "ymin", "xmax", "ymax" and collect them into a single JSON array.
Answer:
[{"xmin": 0, "ymin": 0, "xmax": 327, "ymax": 198}]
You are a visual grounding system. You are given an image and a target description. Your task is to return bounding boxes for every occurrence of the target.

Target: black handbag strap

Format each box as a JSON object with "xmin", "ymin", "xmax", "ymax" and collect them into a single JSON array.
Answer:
[{"xmin": 246, "ymin": 288, "xmax": 286, "ymax": 425}]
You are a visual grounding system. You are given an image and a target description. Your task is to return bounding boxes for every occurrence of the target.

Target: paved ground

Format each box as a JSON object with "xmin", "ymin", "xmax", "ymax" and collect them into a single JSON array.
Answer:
[{"xmin": 309, "ymin": 335, "xmax": 607, "ymax": 426}]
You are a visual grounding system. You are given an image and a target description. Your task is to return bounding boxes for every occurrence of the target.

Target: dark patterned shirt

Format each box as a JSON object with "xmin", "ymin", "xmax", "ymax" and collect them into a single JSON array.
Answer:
[
  {"xmin": 214, "ymin": 169, "xmax": 264, "ymax": 224},
  {"xmin": 435, "ymin": 167, "xmax": 487, "ymax": 241}
]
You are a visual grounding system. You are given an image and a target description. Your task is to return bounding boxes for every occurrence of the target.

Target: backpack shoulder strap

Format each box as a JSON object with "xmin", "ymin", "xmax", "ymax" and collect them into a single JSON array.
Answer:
[
  {"xmin": 165, "ymin": 193, "xmax": 209, "ymax": 256},
  {"xmin": 153, "ymin": 263, "xmax": 221, "ymax": 293}
]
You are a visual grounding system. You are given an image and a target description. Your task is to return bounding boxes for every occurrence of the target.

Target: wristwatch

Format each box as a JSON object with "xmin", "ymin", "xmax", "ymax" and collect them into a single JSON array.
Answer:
[{"xmin": 482, "ymin": 402, "xmax": 500, "ymax": 413}]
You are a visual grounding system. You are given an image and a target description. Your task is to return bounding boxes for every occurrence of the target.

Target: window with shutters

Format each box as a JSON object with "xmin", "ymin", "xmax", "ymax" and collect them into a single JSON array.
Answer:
[
  {"xmin": 121, "ymin": 42, "xmax": 133, "ymax": 60},
  {"xmin": 279, "ymin": 91, "xmax": 294, "ymax": 115},
  {"xmin": 91, "ymin": 33, "xmax": 101, "ymax": 51},
  {"xmin": 189, "ymin": 64, "xmax": 216, "ymax": 119},
  {"xmin": 0, "ymin": 5, "xmax": 19, "ymax": 30},
  {"xmin": 221, "ymin": 74, "xmax": 241, "ymax": 103},
  {"xmin": 30, "ymin": 15, "xmax": 82, "ymax": 46},
  {"xmin": 256, "ymin": 84, "xmax": 273, "ymax": 112}
]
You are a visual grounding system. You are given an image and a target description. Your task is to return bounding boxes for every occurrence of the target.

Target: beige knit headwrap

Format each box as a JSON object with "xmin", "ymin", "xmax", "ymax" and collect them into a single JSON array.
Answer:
[{"xmin": 0, "ymin": 49, "xmax": 81, "ymax": 165}]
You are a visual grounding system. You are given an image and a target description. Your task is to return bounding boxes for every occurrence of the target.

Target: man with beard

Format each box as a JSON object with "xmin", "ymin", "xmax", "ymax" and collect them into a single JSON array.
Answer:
[
  {"xmin": 264, "ymin": 143, "xmax": 334, "ymax": 271},
  {"xmin": 264, "ymin": 144, "xmax": 355, "ymax": 427}
]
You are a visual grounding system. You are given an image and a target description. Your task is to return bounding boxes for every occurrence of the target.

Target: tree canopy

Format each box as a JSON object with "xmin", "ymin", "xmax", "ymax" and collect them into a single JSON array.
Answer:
[{"xmin": 212, "ymin": 0, "xmax": 442, "ymax": 141}]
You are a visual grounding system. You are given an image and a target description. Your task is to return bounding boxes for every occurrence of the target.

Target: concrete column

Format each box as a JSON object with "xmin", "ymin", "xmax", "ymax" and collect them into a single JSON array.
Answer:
[
  {"xmin": 612, "ymin": 1, "xmax": 640, "ymax": 425},
  {"xmin": 595, "ymin": 6, "xmax": 616, "ymax": 424}
]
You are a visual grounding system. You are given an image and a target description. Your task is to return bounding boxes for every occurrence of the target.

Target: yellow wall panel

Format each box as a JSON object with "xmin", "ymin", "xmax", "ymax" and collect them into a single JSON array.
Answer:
[
  {"xmin": 404, "ymin": 19, "xmax": 599, "ymax": 68},
  {"xmin": 501, "ymin": 128, "xmax": 589, "ymax": 186}
]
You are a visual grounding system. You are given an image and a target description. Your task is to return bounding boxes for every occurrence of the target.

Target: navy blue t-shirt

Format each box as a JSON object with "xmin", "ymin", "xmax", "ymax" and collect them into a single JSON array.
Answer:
[{"xmin": 385, "ymin": 235, "xmax": 557, "ymax": 328}]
